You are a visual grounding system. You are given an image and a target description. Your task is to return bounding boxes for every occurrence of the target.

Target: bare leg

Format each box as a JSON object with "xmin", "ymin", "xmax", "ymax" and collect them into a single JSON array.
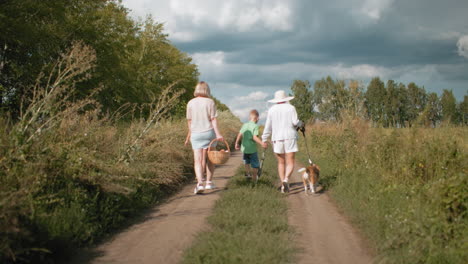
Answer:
[
  {"xmin": 206, "ymin": 147, "xmax": 215, "ymax": 182},
  {"xmin": 285, "ymin": 152, "xmax": 295, "ymax": 182},
  {"xmin": 276, "ymin": 153, "xmax": 286, "ymax": 182},
  {"xmin": 193, "ymin": 149, "xmax": 204, "ymax": 184},
  {"xmin": 252, "ymin": 168, "xmax": 258, "ymax": 181},
  {"xmin": 244, "ymin": 164, "xmax": 251, "ymax": 176},
  {"xmin": 201, "ymin": 148, "xmax": 207, "ymax": 177}
]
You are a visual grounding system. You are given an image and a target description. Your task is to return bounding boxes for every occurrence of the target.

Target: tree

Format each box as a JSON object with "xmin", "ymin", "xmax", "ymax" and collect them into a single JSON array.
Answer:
[
  {"xmin": 290, "ymin": 80, "xmax": 313, "ymax": 121},
  {"xmin": 312, "ymin": 76, "xmax": 350, "ymax": 121},
  {"xmin": 384, "ymin": 80, "xmax": 400, "ymax": 127},
  {"xmin": 365, "ymin": 77, "xmax": 386, "ymax": 126},
  {"xmin": 406, "ymin": 82, "xmax": 427, "ymax": 127},
  {"xmin": 0, "ymin": 0, "xmax": 199, "ymax": 118},
  {"xmin": 0, "ymin": 0, "xmax": 111, "ymax": 116},
  {"xmin": 346, "ymin": 80, "xmax": 366, "ymax": 119},
  {"xmin": 396, "ymin": 82, "xmax": 409, "ymax": 127},
  {"xmin": 458, "ymin": 95, "xmax": 468, "ymax": 125},
  {"xmin": 440, "ymin": 89, "xmax": 457, "ymax": 124},
  {"xmin": 418, "ymin": 92, "xmax": 441, "ymax": 127}
]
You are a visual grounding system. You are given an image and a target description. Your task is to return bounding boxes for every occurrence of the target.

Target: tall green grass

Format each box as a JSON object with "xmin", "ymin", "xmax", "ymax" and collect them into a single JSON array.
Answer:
[
  {"xmin": 182, "ymin": 150, "xmax": 296, "ymax": 264},
  {"xmin": 0, "ymin": 111, "xmax": 240, "ymax": 263},
  {"xmin": 0, "ymin": 42, "xmax": 242, "ymax": 263},
  {"xmin": 300, "ymin": 120, "xmax": 467, "ymax": 263}
]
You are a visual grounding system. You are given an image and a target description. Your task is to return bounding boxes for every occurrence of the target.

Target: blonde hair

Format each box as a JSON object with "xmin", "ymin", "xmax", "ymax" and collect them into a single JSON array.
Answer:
[{"xmin": 194, "ymin": 81, "xmax": 211, "ymax": 97}]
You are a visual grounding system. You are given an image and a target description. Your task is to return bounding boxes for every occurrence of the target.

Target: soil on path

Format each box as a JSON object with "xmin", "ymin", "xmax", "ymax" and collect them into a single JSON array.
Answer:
[
  {"xmin": 71, "ymin": 152, "xmax": 242, "ymax": 264},
  {"xmin": 287, "ymin": 162, "xmax": 374, "ymax": 264}
]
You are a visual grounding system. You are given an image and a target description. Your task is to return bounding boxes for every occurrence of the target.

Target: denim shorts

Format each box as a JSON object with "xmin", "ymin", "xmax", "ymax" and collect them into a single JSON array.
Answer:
[
  {"xmin": 243, "ymin": 152, "xmax": 260, "ymax": 168},
  {"xmin": 191, "ymin": 129, "xmax": 216, "ymax": 149}
]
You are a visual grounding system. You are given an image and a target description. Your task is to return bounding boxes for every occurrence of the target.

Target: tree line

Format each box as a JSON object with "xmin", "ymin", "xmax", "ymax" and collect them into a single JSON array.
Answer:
[
  {"xmin": 0, "ymin": 0, "xmax": 199, "ymax": 119},
  {"xmin": 291, "ymin": 77, "xmax": 468, "ymax": 127}
]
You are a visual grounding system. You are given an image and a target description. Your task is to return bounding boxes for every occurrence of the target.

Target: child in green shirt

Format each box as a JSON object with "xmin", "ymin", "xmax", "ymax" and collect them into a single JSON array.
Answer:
[{"xmin": 235, "ymin": 110, "xmax": 263, "ymax": 181}]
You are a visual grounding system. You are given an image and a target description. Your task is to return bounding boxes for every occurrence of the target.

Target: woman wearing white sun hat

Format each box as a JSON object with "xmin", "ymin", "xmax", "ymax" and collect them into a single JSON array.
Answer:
[{"xmin": 261, "ymin": 90, "xmax": 304, "ymax": 193}]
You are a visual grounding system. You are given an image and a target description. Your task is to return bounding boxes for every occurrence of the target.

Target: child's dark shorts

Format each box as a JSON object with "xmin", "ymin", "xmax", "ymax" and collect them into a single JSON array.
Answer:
[{"xmin": 243, "ymin": 152, "xmax": 260, "ymax": 168}]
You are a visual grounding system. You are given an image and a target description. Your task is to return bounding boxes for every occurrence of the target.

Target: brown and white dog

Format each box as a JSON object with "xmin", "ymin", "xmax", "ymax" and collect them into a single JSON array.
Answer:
[{"xmin": 298, "ymin": 164, "xmax": 320, "ymax": 194}]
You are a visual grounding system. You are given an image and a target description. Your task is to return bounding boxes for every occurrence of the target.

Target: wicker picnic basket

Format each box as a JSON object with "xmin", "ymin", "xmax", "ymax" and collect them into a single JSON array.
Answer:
[{"xmin": 207, "ymin": 139, "xmax": 231, "ymax": 165}]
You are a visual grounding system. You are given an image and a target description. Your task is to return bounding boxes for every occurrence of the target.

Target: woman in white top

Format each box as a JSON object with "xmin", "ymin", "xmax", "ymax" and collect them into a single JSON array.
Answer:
[
  {"xmin": 185, "ymin": 82, "xmax": 224, "ymax": 194},
  {"xmin": 262, "ymin": 90, "xmax": 302, "ymax": 193}
]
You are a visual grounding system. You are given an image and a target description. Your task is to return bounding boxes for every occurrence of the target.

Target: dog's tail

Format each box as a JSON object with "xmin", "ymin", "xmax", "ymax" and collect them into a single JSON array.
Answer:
[{"xmin": 298, "ymin": 168, "xmax": 309, "ymax": 180}]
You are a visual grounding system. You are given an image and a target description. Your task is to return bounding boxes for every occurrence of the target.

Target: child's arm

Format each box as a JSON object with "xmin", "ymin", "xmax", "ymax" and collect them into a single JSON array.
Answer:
[
  {"xmin": 253, "ymin": 135, "xmax": 263, "ymax": 146},
  {"xmin": 235, "ymin": 132, "xmax": 242, "ymax": 150}
]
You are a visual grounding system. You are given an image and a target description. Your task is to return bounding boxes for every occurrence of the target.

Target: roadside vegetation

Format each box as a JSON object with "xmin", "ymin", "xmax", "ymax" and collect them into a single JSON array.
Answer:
[
  {"xmin": 0, "ymin": 28, "xmax": 239, "ymax": 264},
  {"xmin": 0, "ymin": 67, "xmax": 240, "ymax": 263},
  {"xmin": 0, "ymin": 1, "xmax": 237, "ymax": 263},
  {"xmin": 298, "ymin": 121, "xmax": 467, "ymax": 263},
  {"xmin": 291, "ymin": 76, "xmax": 467, "ymax": 263},
  {"xmin": 182, "ymin": 150, "xmax": 296, "ymax": 264}
]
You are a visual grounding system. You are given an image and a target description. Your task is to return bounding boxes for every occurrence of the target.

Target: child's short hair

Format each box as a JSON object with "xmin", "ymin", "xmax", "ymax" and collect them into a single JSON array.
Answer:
[
  {"xmin": 194, "ymin": 81, "xmax": 211, "ymax": 97},
  {"xmin": 250, "ymin": 109, "xmax": 259, "ymax": 117}
]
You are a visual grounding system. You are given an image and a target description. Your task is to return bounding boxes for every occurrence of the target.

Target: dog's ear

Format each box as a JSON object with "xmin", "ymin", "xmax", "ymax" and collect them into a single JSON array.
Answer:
[{"xmin": 314, "ymin": 165, "xmax": 320, "ymax": 171}]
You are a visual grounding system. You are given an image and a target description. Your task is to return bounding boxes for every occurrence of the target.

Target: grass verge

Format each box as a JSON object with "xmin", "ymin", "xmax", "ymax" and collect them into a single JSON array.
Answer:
[
  {"xmin": 298, "ymin": 121, "xmax": 467, "ymax": 264},
  {"xmin": 182, "ymin": 150, "xmax": 296, "ymax": 264}
]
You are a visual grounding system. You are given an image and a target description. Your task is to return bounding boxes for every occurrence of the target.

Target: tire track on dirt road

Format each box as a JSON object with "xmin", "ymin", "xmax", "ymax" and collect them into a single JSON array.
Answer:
[
  {"xmin": 287, "ymin": 162, "xmax": 374, "ymax": 264},
  {"xmin": 70, "ymin": 152, "xmax": 242, "ymax": 264}
]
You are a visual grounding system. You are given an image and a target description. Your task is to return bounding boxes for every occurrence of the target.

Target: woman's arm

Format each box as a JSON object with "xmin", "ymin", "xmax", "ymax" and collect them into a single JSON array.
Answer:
[
  {"xmin": 261, "ymin": 112, "xmax": 272, "ymax": 148},
  {"xmin": 211, "ymin": 117, "xmax": 224, "ymax": 140},
  {"xmin": 185, "ymin": 120, "xmax": 191, "ymax": 146},
  {"xmin": 291, "ymin": 107, "xmax": 300, "ymax": 126}
]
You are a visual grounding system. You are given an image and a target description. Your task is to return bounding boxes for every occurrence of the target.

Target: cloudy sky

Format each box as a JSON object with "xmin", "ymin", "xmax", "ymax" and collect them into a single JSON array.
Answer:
[{"xmin": 122, "ymin": 0, "xmax": 468, "ymax": 122}]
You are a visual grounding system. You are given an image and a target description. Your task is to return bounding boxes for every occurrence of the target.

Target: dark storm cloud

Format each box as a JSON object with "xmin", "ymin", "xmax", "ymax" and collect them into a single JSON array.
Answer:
[
  {"xmin": 170, "ymin": 0, "xmax": 467, "ymax": 73},
  {"xmin": 123, "ymin": 0, "xmax": 468, "ymax": 116}
]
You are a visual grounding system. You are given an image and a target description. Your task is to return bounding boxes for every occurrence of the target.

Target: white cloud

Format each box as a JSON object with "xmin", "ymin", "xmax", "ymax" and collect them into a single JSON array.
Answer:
[
  {"xmin": 208, "ymin": 84, "xmax": 274, "ymax": 123},
  {"xmin": 232, "ymin": 107, "xmax": 252, "ymax": 121},
  {"xmin": 362, "ymin": 0, "xmax": 393, "ymax": 20},
  {"xmin": 192, "ymin": 51, "xmax": 225, "ymax": 67},
  {"xmin": 457, "ymin": 35, "xmax": 468, "ymax": 59},
  {"xmin": 123, "ymin": 0, "xmax": 294, "ymax": 42},
  {"xmin": 232, "ymin": 106, "xmax": 269, "ymax": 123},
  {"xmin": 238, "ymin": 91, "xmax": 269, "ymax": 101},
  {"xmin": 352, "ymin": 0, "xmax": 393, "ymax": 24}
]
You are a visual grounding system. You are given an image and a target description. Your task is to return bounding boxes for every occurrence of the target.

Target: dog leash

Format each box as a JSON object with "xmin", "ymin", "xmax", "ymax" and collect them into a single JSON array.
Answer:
[
  {"xmin": 300, "ymin": 129, "xmax": 314, "ymax": 165},
  {"xmin": 258, "ymin": 150, "xmax": 265, "ymax": 178}
]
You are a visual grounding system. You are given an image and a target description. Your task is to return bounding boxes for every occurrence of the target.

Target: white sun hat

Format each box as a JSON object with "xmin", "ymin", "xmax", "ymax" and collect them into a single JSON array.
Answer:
[{"xmin": 268, "ymin": 90, "xmax": 295, "ymax": 103}]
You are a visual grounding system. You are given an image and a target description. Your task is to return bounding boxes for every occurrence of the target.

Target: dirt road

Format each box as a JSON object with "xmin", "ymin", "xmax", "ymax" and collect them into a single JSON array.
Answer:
[
  {"xmin": 71, "ymin": 153, "xmax": 373, "ymax": 264},
  {"xmin": 71, "ymin": 152, "xmax": 242, "ymax": 264},
  {"xmin": 287, "ymin": 163, "xmax": 374, "ymax": 264}
]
